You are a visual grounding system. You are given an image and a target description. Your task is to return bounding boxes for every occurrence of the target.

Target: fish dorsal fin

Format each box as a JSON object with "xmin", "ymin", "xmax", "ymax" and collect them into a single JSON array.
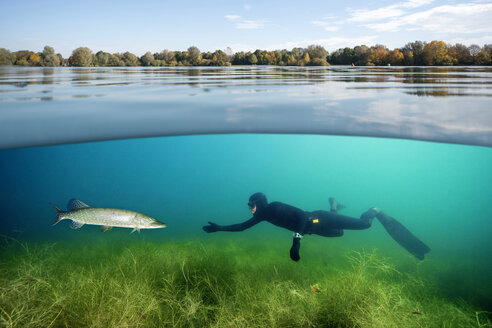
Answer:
[
  {"xmin": 68, "ymin": 199, "xmax": 90, "ymax": 211},
  {"xmin": 70, "ymin": 221, "xmax": 84, "ymax": 229}
]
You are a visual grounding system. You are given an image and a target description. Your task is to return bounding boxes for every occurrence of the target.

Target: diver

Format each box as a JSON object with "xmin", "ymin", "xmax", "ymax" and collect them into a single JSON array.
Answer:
[{"xmin": 202, "ymin": 192, "xmax": 430, "ymax": 262}]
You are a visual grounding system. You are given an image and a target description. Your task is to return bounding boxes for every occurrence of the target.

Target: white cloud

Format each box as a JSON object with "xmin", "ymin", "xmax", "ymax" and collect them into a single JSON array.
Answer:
[
  {"xmin": 324, "ymin": 26, "xmax": 340, "ymax": 32},
  {"xmin": 225, "ymin": 14, "xmax": 265, "ymax": 30},
  {"xmin": 358, "ymin": 2, "xmax": 492, "ymax": 34},
  {"xmin": 225, "ymin": 15, "xmax": 241, "ymax": 21},
  {"xmin": 236, "ymin": 20, "xmax": 265, "ymax": 30},
  {"xmin": 348, "ymin": 7, "xmax": 405, "ymax": 22},
  {"xmin": 447, "ymin": 35, "xmax": 492, "ymax": 46},
  {"xmin": 312, "ymin": 20, "xmax": 339, "ymax": 32},
  {"xmin": 346, "ymin": 0, "xmax": 433, "ymax": 22}
]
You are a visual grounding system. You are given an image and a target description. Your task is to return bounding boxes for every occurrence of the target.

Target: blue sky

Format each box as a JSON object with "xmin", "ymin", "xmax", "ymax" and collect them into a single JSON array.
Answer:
[{"xmin": 1, "ymin": 0, "xmax": 491, "ymax": 56}]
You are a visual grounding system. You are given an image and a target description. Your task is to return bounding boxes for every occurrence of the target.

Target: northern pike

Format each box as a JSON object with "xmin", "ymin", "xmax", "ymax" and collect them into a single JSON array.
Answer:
[{"xmin": 51, "ymin": 199, "xmax": 167, "ymax": 233}]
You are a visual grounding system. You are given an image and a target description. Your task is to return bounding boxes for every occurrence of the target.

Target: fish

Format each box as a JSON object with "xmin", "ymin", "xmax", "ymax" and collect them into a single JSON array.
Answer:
[
  {"xmin": 310, "ymin": 285, "xmax": 321, "ymax": 293},
  {"xmin": 51, "ymin": 199, "xmax": 167, "ymax": 233}
]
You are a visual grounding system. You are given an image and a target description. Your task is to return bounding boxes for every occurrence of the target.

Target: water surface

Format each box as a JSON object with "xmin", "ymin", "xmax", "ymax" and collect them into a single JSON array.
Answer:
[{"xmin": 1, "ymin": 66, "xmax": 492, "ymax": 148}]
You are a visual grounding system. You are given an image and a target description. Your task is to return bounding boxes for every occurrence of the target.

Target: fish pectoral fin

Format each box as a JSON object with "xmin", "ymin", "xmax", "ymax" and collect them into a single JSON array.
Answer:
[
  {"xmin": 100, "ymin": 226, "xmax": 112, "ymax": 233},
  {"xmin": 70, "ymin": 221, "xmax": 85, "ymax": 229},
  {"xmin": 130, "ymin": 227, "xmax": 140, "ymax": 234}
]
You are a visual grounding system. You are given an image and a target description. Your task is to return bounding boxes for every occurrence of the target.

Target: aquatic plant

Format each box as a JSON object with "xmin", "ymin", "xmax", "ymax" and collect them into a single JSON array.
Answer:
[{"xmin": 0, "ymin": 236, "xmax": 487, "ymax": 327}]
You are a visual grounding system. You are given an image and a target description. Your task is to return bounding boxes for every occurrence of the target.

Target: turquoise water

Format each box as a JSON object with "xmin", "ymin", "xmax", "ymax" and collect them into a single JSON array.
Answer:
[{"xmin": 1, "ymin": 67, "xmax": 492, "ymax": 324}]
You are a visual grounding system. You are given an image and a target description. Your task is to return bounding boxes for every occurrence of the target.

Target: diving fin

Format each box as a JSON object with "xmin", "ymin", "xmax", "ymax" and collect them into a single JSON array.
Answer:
[
  {"xmin": 329, "ymin": 197, "xmax": 346, "ymax": 212},
  {"xmin": 377, "ymin": 212, "xmax": 430, "ymax": 260}
]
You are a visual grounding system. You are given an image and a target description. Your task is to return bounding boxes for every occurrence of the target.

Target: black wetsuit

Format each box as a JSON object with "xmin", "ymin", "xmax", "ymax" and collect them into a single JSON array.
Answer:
[
  {"xmin": 203, "ymin": 193, "xmax": 380, "ymax": 261},
  {"xmin": 213, "ymin": 201, "xmax": 377, "ymax": 236}
]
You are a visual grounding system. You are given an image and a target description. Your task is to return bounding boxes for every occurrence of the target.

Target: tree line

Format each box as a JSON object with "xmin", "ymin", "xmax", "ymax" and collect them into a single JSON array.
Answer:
[{"xmin": 1, "ymin": 41, "xmax": 491, "ymax": 67}]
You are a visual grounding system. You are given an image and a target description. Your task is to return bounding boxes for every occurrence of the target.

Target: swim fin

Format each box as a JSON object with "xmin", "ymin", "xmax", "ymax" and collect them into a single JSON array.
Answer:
[
  {"xmin": 329, "ymin": 197, "xmax": 346, "ymax": 212},
  {"xmin": 376, "ymin": 212, "xmax": 430, "ymax": 260}
]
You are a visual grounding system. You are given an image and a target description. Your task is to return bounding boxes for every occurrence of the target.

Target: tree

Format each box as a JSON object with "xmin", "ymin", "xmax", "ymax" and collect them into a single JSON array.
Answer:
[
  {"xmin": 422, "ymin": 41, "xmax": 448, "ymax": 65},
  {"xmin": 41, "ymin": 45, "xmax": 60, "ymax": 67},
  {"xmin": 141, "ymin": 52, "xmax": 155, "ymax": 66},
  {"xmin": 212, "ymin": 50, "xmax": 227, "ymax": 65},
  {"xmin": 307, "ymin": 45, "xmax": 328, "ymax": 59},
  {"xmin": 122, "ymin": 52, "xmax": 139, "ymax": 66},
  {"xmin": 246, "ymin": 53, "xmax": 257, "ymax": 65},
  {"xmin": 402, "ymin": 41, "xmax": 424, "ymax": 65},
  {"xmin": 94, "ymin": 51, "xmax": 111, "ymax": 66},
  {"xmin": 232, "ymin": 52, "xmax": 246, "ymax": 65},
  {"xmin": 299, "ymin": 52, "xmax": 310, "ymax": 66},
  {"xmin": 307, "ymin": 57, "xmax": 329, "ymax": 66},
  {"xmin": 368, "ymin": 46, "xmax": 388, "ymax": 65},
  {"xmin": 187, "ymin": 46, "xmax": 201, "ymax": 65},
  {"xmin": 353, "ymin": 45, "xmax": 370, "ymax": 65},
  {"xmin": 448, "ymin": 44, "xmax": 472, "ymax": 65},
  {"xmin": 474, "ymin": 51, "xmax": 492, "ymax": 65},
  {"xmin": 387, "ymin": 49, "xmax": 404, "ymax": 65},
  {"xmin": 28, "ymin": 53, "xmax": 41, "ymax": 66},
  {"xmin": 70, "ymin": 47, "xmax": 93, "ymax": 66},
  {"xmin": 107, "ymin": 54, "xmax": 124, "ymax": 66},
  {"xmin": 0, "ymin": 48, "xmax": 14, "ymax": 65},
  {"xmin": 157, "ymin": 50, "xmax": 175, "ymax": 64}
]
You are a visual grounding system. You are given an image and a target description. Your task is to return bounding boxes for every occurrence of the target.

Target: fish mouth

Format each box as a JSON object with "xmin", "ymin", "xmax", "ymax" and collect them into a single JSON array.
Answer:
[{"xmin": 151, "ymin": 221, "xmax": 167, "ymax": 228}]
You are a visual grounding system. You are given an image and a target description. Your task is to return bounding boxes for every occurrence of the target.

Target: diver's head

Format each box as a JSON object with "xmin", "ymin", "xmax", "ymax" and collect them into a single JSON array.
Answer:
[{"xmin": 248, "ymin": 192, "xmax": 268, "ymax": 215}]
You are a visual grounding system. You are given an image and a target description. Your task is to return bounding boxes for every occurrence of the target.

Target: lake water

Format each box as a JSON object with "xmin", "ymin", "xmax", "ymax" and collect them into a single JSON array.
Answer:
[{"xmin": 0, "ymin": 66, "xmax": 491, "ymax": 327}]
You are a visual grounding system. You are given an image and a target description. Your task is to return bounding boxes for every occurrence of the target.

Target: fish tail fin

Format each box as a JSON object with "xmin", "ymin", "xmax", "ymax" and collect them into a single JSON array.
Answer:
[{"xmin": 50, "ymin": 203, "xmax": 65, "ymax": 225}]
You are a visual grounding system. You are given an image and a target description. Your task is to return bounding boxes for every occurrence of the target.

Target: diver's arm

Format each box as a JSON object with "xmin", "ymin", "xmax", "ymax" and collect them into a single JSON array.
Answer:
[
  {"xmin": 290, "ymin": 233, "xmax": 302, "ymax": 261},
  {"xmin": 203, "ymin": 216, "xmax": 262, "ymax": 233}
]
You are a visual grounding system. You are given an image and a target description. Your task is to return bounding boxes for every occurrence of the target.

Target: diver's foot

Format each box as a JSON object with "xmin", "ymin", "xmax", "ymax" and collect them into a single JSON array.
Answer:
[
  {"xmin": 329, "ymin": 197, "xmax": 346, "ymax": 212},
  {"xmin": 371, "ymin": 207, "xmax": 382, "ymax": 215}
]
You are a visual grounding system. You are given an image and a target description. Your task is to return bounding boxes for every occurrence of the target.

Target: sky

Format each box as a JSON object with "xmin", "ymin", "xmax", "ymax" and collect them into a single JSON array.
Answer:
[{"xmin": 1, "ymin": 0, "xmax": 491, "ymax": 57}]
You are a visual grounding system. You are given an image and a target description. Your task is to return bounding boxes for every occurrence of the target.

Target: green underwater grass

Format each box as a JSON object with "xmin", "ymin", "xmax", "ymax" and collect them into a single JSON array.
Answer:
[{"xmin": 0, "ymin": 235, "xmax": 490, "ymax": 328}]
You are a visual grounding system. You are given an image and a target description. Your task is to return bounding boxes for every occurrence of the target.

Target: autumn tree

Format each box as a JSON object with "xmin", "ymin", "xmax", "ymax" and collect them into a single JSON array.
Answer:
[
  {"xmin": 28, "ymin": 53, "xmax": 41, "ymax": 66},
  {"xmin": 474, "ymin": 50, "xmax": 492, "ymax": 65},
  {"xmin": 368, "ymin": 45, "xmax": 388, "ymax": 65},
  {"xmin": 70, "ymin": 47, "xmax": 93, "ymax": 66},
  {"xmin": 387, "ymin": 49, "xmax": 404, "ymax": 65},
  {"xmin": 422, "ymin": 41, "xmax": 449, "ymax": 65}
]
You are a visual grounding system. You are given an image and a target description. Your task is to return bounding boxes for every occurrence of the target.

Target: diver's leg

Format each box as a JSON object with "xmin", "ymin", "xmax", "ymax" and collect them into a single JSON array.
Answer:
[{"xmin": 310, "ymin": 210, "xmax": 375, "ymax": 234}]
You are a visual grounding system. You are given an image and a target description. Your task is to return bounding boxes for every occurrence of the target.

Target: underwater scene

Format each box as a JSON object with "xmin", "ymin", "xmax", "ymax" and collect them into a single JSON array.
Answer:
[{"xmin": 1, "ymin": 67, "xmax": 492, "ymax": 327}]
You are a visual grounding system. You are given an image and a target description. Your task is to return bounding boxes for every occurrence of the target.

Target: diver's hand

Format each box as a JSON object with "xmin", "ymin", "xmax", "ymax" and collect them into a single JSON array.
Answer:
[
  {"xmin": 290, "ymin": 237, "xmax": 301, "ymax": 261},
  {"xmin": 203, "ymin": 221, "xmax": 220, "ymax": 233}
]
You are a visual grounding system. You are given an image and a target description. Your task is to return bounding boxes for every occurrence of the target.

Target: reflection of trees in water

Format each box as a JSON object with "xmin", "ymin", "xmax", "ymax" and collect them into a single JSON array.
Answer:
[{"xmin": 42, "ymin": 68, "xmax": 54, "ymax": 85}]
